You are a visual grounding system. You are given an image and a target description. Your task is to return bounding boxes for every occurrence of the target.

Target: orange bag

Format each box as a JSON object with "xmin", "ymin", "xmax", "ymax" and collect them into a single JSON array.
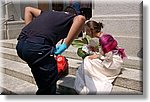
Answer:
[{"xmin": 56, "ymin": 55, "xmax": 69, "ymax": 79}]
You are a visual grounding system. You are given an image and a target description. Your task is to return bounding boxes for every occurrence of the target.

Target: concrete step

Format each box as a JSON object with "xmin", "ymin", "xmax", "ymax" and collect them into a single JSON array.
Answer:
[
  {"xmin": 0, "ymin": 39, "xmax": 17, "ymax": 49},
  {"xmin": 0, "ymin": 72, "xmax": 77, "ymax": 95},
  {"xmin": 1, "ymin": 28, "xmax": 22, "ymax": 39},
  {"xmin": 3, "ymin": 20, "xmax": 25, "ymax": 29},
  {"xmin": 0, "ymin": 72, "xmax": 75, "ymax": 95},
  {"xmin": 0, "ymin": 39, "xmax": 142, "ymax": 70},
  {"xmin": 2, "ymin": 18, "xmax": 143, "ymax": 57},
  {"xmin": 0, "ymin": 57, "xmax": 143, "ymax": 92},
  {"xmin": 0, "ymin": 72, "xmax": 142, "ymax": 95},
  {"xmin": 0, "ymin": 72, "xmax": 37, "ymax": 95},
  {"xmin": 58, "ymin": 75, "xmax": 142, "ymax": 95},
  {"xmin": 0, "ymin": 39, "xmax": 143, "ymax": 92},
  {"xmin": 1, "ymin": 21, "xmax": 25, "ymax": 39}
]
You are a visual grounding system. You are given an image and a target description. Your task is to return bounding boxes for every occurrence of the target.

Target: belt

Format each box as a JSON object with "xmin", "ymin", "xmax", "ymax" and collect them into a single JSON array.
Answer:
[{"xmin": 32, "ymin": 46, "xmax": 55, "ymax": 66}]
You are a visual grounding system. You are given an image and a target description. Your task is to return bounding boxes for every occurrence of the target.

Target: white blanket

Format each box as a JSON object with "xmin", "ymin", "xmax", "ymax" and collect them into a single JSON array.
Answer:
[{"xmin": 74, "ymin": 53, "xmax": 123, "ymax": 95}]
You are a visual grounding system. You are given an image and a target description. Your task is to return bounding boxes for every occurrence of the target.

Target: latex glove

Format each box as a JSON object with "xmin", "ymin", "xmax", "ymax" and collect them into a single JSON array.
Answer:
[{"xmin": 54, "ymin": 43, "xmax": 67, "ymax": 55}]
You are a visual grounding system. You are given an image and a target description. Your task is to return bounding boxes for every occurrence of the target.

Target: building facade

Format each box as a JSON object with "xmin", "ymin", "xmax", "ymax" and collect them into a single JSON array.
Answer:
[{"xmin": 1, "ymin": 0, "xmax": 143, "ymax": 62}]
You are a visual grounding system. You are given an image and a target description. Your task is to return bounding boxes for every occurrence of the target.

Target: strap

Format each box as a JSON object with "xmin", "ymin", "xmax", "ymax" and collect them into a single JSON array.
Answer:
[
  {"xmin": 32, "ymin": 47, "xmax": 55, "ymax": 65},
  {"xmin": 61, "ymin": 39, "xmax": 64, "ymax": 44}
]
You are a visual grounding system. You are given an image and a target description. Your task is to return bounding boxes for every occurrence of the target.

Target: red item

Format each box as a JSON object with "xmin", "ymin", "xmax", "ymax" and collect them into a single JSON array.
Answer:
[{"xmin": 56, "ymin": 55, "xmax": 69, "ymax": 79}]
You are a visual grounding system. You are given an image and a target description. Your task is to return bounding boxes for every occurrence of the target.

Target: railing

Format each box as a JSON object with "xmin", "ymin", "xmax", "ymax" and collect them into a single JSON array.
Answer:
[
  {"xmin": 2, "ymin": 15, "xmax": 15, "ymax": 24},
  {"xmin": 1, "ymin": 1, "xmax": 16, "ymax": 23},
  {"xmin": 1, "ymin": 2, "xmax": 12, "ymax": 8},
  {"xmin": 1, "ymin": 1, "xmax": 16, "ymax": 39}
]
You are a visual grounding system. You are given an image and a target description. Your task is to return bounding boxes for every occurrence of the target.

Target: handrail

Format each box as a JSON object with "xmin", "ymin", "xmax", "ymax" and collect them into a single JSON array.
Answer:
[
  {"xmin": 1, "ymin": 1, "xmax": 14, "ymax": 24},
  {"xmin": 1, "ymin": 1, "xmax": 12, "ymax": 8},
  {"xmin": 1, "ymin": 1, "xmax": 14, "ymax": 39},
  {"xmin": 1, "ymin": 1, "xmax": 20, "ymax": 24},
  {"xmin": 2, "ymin": 15, "xmax": 14, "ymax": 24},
  {"xmin": 1, "ymin": 15, "xmax": 14, "ymax": 39},
  {"xmin": 1, "ymin": 1, "xmax": 21, "ymax": 39}
]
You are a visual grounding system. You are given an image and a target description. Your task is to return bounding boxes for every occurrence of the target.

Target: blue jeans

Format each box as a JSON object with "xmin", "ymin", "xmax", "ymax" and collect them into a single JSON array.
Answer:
[{"xmin": 16, "ymin": 35, "xmax": 58, "ymax": 95}]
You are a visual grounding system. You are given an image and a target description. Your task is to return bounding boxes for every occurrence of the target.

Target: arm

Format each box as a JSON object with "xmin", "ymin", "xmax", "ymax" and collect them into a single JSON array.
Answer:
[
  {"xmin": 101, "ymin": 51, "xmax": 114, "ymax": 68},
  {"xmin": 65, "ymin": 15, "xmax": 86, "ymax": 47},
  {"xmin": 88, "ymin": 54, "xmax": 99, "ymax": 60},
  {"xmin": 24, "ymin": 7, "xmax": 41, "ymax": 25},
  {"xmin": 54, "ymin": 15, "xmax": 85, "ymax": 55}
]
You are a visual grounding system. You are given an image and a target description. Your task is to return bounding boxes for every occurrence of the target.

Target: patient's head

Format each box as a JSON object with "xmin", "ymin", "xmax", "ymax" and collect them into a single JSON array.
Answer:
[{"xmin": 99, "ymin": 34, "xmax": 118, "ymax": 54}]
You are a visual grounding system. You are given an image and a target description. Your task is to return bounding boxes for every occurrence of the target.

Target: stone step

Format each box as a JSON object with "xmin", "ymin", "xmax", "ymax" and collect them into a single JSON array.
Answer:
[
  {"xmin": 0, "ymin": 37, "xmax": 142, "ymax": 59},
  {"xmin": 58, "ymin": 75, "xmax": 142, "ymax": 95},
  {"xmin": 63, "ymin": 47, "xmax": 142, "ymax": 70},
  {"xmin": 3, "ymin": 20, "xmax": 25, "ymax": 29},
  {"xmin": 1, "ymin": 18, "xmax": 143, "ymax": 57},
  {"xmin": 0, "ymin": 57, "xmax": 143, "ymax": 92},
  {"xmin": 1, "ymin": 21, "xmax": 25, "ymax": 39},
  {"xmin": 1, "ymin": 28, "xmax": 22, "ymax": 39},
  {"xmin": 0, "ymin": 72, "xmax": 75, "ymax": 95},
  {"xmin": 0, "ymin": 72, "xmax": 142, "ymax": 95},
  {"xmin": 0, "ymin": 46, "xmax": 80, "ymax": 74},
  {"xmin": 0, "ymin": 72, "xmax": 37, "ymax": 95},
  {"xmin": 0, "ymin": 39, "xmax": 17, "ymax": 49},
  {"xmin": 0, "ymin": 39, "xmax": 142, "ymax": 70}
]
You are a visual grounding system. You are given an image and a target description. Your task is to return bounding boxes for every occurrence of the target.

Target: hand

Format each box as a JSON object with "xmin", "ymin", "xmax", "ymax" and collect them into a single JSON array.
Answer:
[
  {"xmin": 87, "ymin": 45, "xmax": 99, "ymax": 52},
  {"xmin": 54, "ymin": 43, "xmax": 67, "ymax": 55},
  {"xmin": 88, "ymin": 54, "xmax": 99, "ymax": 60}
]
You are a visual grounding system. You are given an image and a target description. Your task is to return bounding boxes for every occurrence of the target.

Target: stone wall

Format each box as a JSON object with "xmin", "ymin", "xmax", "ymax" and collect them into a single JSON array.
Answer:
[{"xmin": 92, "ymin": 0, "xmax": 143, "ymax": 58}]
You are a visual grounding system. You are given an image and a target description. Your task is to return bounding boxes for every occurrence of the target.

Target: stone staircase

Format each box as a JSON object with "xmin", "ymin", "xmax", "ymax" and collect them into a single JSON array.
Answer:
[{"xmin": 0, "ymin": 39, "xmax": 143, "ymax": 95}]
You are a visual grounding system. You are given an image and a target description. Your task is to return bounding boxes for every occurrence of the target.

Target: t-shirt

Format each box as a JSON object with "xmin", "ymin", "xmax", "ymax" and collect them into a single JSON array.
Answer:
[{"xmin": 21, "ymin": 10, "xmax": 75, "ymax": 45}]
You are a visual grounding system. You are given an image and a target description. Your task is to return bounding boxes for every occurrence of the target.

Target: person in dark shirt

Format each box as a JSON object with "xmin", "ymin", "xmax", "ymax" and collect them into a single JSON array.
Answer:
[
  {"xmin": 16, "ymin": 6, "xmax": 85, "ymax": 95},
  {"xmin": 64, "ymin": 6, "xmax": 83, "ymax": 37}
]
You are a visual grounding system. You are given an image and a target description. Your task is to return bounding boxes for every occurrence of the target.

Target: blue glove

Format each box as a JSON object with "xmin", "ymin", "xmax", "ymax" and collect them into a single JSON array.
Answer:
[{"xmin": 54, "ymin": 43, "xmax": 67, "ymax": 55}]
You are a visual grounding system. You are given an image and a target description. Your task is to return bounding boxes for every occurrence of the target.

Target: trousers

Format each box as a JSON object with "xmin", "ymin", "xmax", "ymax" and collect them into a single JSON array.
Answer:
[{"xmin": 16, "ymin": 31, "xmax": 58, "ymax": 95}]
